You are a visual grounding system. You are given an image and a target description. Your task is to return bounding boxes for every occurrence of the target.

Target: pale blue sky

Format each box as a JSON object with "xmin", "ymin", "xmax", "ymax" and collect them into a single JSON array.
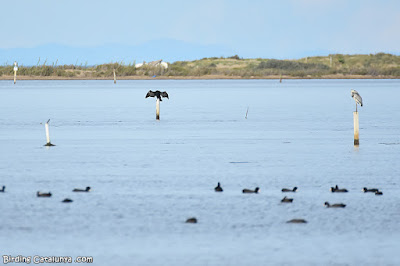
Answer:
[{"xmin": 1, "ymin": 0, "xmax": 399, "ymax": 64}]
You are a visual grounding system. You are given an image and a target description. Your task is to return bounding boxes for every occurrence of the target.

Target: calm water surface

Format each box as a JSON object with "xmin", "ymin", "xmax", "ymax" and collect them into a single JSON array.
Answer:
[{"xmin": 0, "ymin": 79, "xmax": 399, "ymax": 265}]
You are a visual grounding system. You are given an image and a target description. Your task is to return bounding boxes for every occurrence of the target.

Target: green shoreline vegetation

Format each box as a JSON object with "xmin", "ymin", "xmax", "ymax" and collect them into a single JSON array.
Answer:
[{"xmin": 1, "ymin": 53, "xmax": 399, "ymax": 79}]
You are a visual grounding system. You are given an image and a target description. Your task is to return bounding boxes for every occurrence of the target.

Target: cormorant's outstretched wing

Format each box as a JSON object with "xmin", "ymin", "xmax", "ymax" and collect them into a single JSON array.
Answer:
[
  {"xmin": 161, "ymin": 91, "xmax": 169, "ymax": 99},
  {"xmin": 146, "ymin": 90, "xmax": 155, "ymax": 98}
]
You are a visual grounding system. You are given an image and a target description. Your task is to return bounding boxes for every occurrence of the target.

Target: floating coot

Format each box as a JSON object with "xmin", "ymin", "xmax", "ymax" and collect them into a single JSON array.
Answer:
[
  {"xmin": 330, "ymin": 185, "xmax": 348, "ymax": 193},
  {"xmin": 185, "ymin": 217, "xmax": 197, "ymax": 223},
  {"xmin": 37, "ymin": 191, "xmax": 52, "ymax": 197},
  {"xmin": 287, "ymin": 219, "xmax": 307, "ymax": 224},
  {"xmin": 214, "ymin": 182, "xmax": 223, "ymax": 192},
  {"xmin": 281, "ymin": 196, "xmax": 293, "ymax": 203},
  {"xmin": 62, "ymin": 198, "xmax": 73, "ymax": 203},
  {"xmin": 324, "ymin": 202, "xmax": 346, "ymax": 208},
  {"xmin": 242, "ymin": 187, "xmax": 259, "ymax": 194},
  {"xmin": 282, "ymin": 187, "xmax": 297, "ymax": 192},
  {"xmin": 73, "ymin": 187, "xmax": 91, "ymax": 192},
  {"xmin": 363, "ymin": 187, "xmax": 379, "ymax": 193}
]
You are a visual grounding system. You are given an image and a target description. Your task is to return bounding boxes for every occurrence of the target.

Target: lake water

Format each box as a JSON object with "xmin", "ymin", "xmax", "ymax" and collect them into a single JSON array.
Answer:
[{"xmin": 0, "ymin": 79, "xmax": 399, "ymax": 265}]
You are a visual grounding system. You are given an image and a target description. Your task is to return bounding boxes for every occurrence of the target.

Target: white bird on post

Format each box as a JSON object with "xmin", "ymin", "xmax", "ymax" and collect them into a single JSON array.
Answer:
[
  {"xmin": 44, "ymin": 119, "xmax": 56, "ymax": 146},
  {"xmin": 145, "ymin": 90, "xmax": 169, "ymax": 120},
  {"xmin": 13, "ymin": 61, "xmax": 18, "ymax": 84}
]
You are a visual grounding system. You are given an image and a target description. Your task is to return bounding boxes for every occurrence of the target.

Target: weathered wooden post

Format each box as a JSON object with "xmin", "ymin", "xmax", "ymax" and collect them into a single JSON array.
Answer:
[
  {"xmin": 351, "ymin": 90, "xmax": 363, "ymax": 146},
  {"xmin": 353, "ymin": 111, "xmax": 359, "ymax": 146},
  {"xmin": 145, "ymin": 90, "xmax": 169, "ymax": 120},
  {"xmin": 13, "ymin": 61, "xmax": 18, "ymax": 84},
  {"xmin": 44, "ymin": 119, "xmax": 55, "ymax": 146},
  {"xmin": 245, "ymin": 107, "xmax": 249, "ymax": 119},
  {"xmin": 156, "ymin": 98, "xmax": 160, "ymax": 120},
  {"xmin": 279, "ymin": 74, "xmax": 282, "ymax": 83},
  {"xmin": 113, "ymin": 69, "xmax": 116, "ymax": 84}
]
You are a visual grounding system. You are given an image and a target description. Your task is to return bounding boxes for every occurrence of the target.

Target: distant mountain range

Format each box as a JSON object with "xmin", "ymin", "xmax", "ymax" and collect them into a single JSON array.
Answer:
[{"xmin": 0, "ymin": 40, "xmax": 235, "ymax": 66}]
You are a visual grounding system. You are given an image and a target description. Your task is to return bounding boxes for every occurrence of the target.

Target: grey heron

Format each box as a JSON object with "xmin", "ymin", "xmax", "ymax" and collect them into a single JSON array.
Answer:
[{"xmin": 351, "ymin": 89, "xmax": 363, "ymax": 112}]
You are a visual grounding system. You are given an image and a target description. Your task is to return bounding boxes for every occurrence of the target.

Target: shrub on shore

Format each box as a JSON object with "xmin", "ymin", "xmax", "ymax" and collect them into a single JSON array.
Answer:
[{"xmin": 0, "ymin": 53, "xmax": 399, "ymax": 78}]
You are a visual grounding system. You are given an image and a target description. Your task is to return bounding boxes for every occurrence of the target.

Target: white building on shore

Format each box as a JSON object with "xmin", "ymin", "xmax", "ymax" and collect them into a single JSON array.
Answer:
[{"xmin": 135, "ymin": 60, "xmax": 168, "ymax": 69}]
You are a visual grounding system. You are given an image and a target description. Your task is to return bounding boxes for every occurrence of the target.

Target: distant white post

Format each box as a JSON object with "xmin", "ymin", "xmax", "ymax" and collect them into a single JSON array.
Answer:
[
  {"xmin": 330, "ymin": 56, "xmax": 332, "ymax": 67},
  {"xmin": 13, "ymin": 61, "xmax": 18, "ymax": 84},
  {"xmin": 113, "ymin": 69, "xmax": 116, "ymax": 84},
  {"xmin": 44, "ymin": 119, "xmax": 55, "ymax": 146},
  {"xmin": 156, "ymin": 98, "xmax": 160, "ymax": 120},
  {"xmin": 353, "ymin": 112, "xmax": 359, "ymax": 146}
]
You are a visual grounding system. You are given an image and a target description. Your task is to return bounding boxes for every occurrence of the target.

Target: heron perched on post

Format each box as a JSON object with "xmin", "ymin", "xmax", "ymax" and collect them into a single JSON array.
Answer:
[
  {"xmin": 145, "ymin": 90, "xmax": 169, "ymax": 120},
  {"xmin": 351, "ymin": 90, "xmax": 363, "ymax": 112}
]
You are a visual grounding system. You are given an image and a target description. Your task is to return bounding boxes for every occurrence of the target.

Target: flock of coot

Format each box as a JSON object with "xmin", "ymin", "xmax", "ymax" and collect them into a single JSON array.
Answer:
[
  {"xmin": 1, "ymin": 182, "xmax": 382, "ymax": 225},
  {"xmin": 1, "ymin": 186, "xmax": 91, "ymax": 203},
  {"xmin": 185, "ymin": 183, "xmax": 383, "ymax": 224}
]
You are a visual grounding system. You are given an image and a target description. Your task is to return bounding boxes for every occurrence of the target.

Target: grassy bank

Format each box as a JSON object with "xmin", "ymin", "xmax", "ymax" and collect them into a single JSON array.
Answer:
[{"xmin": 1, "ymin": 53, "xmax": 399, "ymax": 79}]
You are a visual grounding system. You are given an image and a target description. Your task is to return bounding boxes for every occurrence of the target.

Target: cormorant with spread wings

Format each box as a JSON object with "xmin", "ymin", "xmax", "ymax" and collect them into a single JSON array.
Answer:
[{"xmin": 145, "ymin": 90, "xmax": 169, "ymax": 101}]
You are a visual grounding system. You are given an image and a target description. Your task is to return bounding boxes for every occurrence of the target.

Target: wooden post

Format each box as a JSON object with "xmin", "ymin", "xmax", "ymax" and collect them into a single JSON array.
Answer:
[
  {"xmin": 113, "ymin": 69, "xmax": 116, "ymax": 84},
  {"xmin": 45, "ymin": 122, "xmax": 50, "ymax": 144},
  {"xmin": 156, "ymin": 98, "xmax": 160, "ymax": 120},
  {"xmin": 330, "ymin": 56, "xmax": 332, "ymax": 67},
  {"xmin": 245, "ymin": 107, "xmax": 249, "ymax": 119},
  {"xmin": 279, "ymin": 74, "xmax": 282, "ymax": 83},
  {"xmin": 13, "ymin": 62, "xmax": 18, "ymax": 84},
  {"xmin": 44, "ymin": 119, "xmax": 55, "ymax": 146},
  {"xmin": 353, "ymin": 111, "xmax": 359, "ymax": 146}
]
